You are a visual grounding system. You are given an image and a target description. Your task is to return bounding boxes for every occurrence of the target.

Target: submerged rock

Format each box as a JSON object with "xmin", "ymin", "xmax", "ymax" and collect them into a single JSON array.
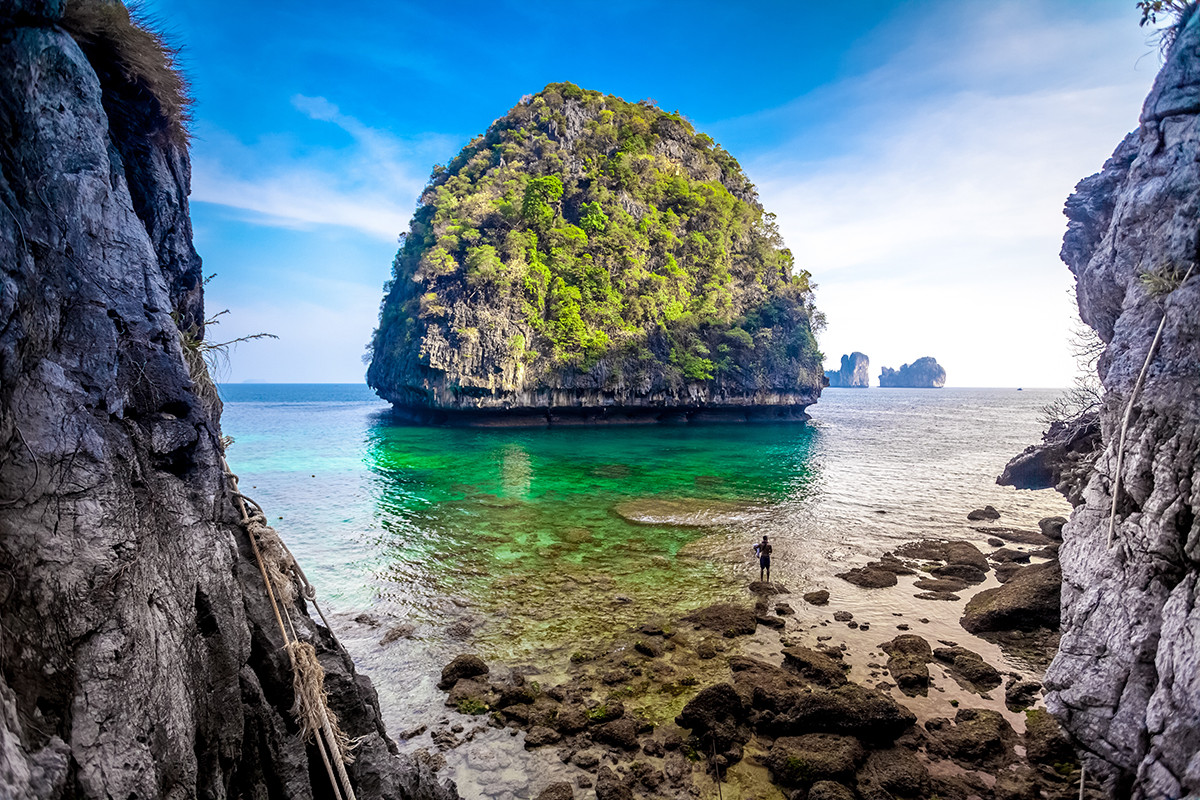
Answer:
[{"xmin": 683, "ymin": 603, "xmax": 757, "ymax": 637}]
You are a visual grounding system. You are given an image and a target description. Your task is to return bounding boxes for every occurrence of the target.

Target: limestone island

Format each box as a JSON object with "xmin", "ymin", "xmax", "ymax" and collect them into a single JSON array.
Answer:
[
  {"xmin": 367, "ymin": 83, "xmax": 825, "ymax": 426},
  {"xmin": 879, "ymin": 357, "xmax": 946, "ymax": 388},
  {"xmin": 824, "ymin": 351, "xmax": 870, "ymax": 387}
]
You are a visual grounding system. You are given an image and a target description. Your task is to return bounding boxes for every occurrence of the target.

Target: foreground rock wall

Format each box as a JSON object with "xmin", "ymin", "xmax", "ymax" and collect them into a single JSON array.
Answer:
[
  {"xmin": 0, "ymin": 6, "xmax": 453, "ymax": 798},
  {"xmin": 1045, "ymin": 11, "xmax": 1200, "ymax": 798}
]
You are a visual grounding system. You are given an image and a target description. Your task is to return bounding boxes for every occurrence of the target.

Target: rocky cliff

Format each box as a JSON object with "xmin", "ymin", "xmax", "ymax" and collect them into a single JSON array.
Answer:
[
  {"xmin": 367, "ymin": 83, "xmax": 825, "ymax": 425},
  {"xmin": 878, "ymin": 356, "xmax": 946, "ymax": 388},
  {"xmin": 1038, "ymin": 9, "xmax": 1200, "ymax": 798},
  {"xmin": 0, "ymin": 4, "xmax": 454, "ymax": 798},
  {"xmin": 824, "ymin": 351, "xmax": 870, "ymax": 387}
]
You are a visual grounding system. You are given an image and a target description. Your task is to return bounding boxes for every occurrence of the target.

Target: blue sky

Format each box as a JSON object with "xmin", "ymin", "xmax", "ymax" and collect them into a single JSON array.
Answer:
[{"xmin": 147, "ymin": 0, "xmax": 1167, "ymax": 386}]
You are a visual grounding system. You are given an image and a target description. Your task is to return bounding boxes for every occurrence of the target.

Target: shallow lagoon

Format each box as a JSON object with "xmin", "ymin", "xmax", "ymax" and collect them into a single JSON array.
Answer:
[{"xmin": 219, "ymin": 384, "xmax": 1071, "ymax": 779}]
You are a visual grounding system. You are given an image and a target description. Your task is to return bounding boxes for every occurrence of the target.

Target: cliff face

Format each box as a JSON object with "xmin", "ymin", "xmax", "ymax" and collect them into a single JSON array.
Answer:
[
  {"xmin": 1042, "ymin": 11, "xmax": 1200, "ymax": 798},
  {"xmin": 824, "ymin": 351, "xmax": 870, "ymax": 387},
  {"xmin": 878, "ymin": 357, "xmax": 946, "ymax": 388},
  {"xmin": 368, "ymin": 83, "xmax": 824, "ymax": 425},
  {"xmin": 0, "ymin": 5, "xmax": 453, "ymax": 798}
]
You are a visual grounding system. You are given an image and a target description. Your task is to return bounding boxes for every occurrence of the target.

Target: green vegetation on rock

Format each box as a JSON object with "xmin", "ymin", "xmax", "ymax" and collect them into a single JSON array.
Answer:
[{"xmin": 368, "ymin": 82, "xmax": 824, "ymax": 414}]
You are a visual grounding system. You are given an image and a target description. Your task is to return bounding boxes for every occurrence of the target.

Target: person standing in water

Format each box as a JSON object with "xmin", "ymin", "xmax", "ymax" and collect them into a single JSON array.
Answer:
[{"xmin": 754, "ymin": 535, "xmax": 773, "ymax": 583}]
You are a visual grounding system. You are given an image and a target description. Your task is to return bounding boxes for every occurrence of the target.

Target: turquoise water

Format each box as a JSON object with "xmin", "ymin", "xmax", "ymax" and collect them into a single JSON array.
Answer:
[{"xmin": 218, "ymin": 384, "xmax": 1071, "ymax": 738}]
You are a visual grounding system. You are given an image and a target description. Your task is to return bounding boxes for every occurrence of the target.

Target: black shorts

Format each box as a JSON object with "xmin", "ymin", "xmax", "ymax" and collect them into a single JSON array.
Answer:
[{"xmin": 760, "ymin": 556, "xmax": 771, "ymax": 568}]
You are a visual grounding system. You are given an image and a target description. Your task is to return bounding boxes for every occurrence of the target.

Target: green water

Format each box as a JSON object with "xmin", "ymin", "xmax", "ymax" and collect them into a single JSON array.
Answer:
[
  {"xmin": 362, "ymin": 423, "xmax": 818, "ymax": 660},
  {"xmin": 218, "ymin": 385, "xmax": 1072, "ymax": 748}
]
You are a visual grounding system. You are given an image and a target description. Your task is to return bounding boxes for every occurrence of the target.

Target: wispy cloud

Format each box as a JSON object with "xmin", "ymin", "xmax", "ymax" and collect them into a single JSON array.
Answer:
[
  {"xmin": 191, "ymin": 96, "xmax": 450, "ymax": 241},
  {"xmin": 739, "ymin": 1, "xmax": 1159, "ymax": 386}
]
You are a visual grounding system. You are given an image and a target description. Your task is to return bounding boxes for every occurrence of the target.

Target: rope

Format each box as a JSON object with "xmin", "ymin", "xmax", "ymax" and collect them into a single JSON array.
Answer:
[
  {"xmin": 222, "ymin": 457, "xmax": 358, "ymax": 800},
  {"xmin": 1107, "ymin": 263, "xmax": 1195, "ymax": 547}
]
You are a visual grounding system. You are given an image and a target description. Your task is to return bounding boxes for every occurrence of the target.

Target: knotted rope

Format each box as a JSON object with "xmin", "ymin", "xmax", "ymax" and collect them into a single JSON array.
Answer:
[{"xmin": 221, "ymin": 456, "xmax": 358, "ymax": 800}]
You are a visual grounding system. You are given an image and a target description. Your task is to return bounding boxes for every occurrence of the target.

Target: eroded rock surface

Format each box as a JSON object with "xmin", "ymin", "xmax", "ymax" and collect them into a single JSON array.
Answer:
[
  {"xmin": 1036, "ymin": 12, "xmax": 1200, "ymax": 798},
  {"xmin": 0, "ymin": 8, "xmax": 454, "ymax": 798}
]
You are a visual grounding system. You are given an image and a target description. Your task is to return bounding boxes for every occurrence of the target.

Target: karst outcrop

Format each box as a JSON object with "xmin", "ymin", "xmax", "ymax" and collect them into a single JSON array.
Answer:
[
  {"xmin": 1020, "ymin": 10, "xmax": 1200, "ymax": 798},
  {"xmin": 824, "ymin": 352, "xmax": 869, "ymax": 387},
  {"xmin": 878, "ymin": 357, "xmax": 946, "ymax": 388},
  {"xmin": 0, "ymin": 4, "xmax": 455, "ymax": 798},
  {"xmin": 367, "ymin": 83, "xmax": 825, "ymax": 425}
]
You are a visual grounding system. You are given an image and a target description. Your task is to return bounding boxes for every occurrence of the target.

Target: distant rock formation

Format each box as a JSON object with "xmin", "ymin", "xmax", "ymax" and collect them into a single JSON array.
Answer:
[
  {"xmin": 825, "ymin": 352, "xmax": 870, "ymax": 387},
  {"xmin": 879, "ymin": 357, "xmax": 946, "ymax": 388}
]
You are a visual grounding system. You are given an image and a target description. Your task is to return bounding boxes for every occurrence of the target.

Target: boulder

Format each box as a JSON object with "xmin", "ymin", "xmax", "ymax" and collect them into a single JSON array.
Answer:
[
  {"xmin": 593, "ymin": 718, "xmax": 640, "ymax": 750},
  {"xmin": 855, "ymin": 748, "xmax": 931, "ymax": 799},
  {"xmin": 929, "ymin": 563, "xmax": 988, "ymax": 583},
  {"xmin": 973, "ymin": 526, "xmax": 1052, "ymax": 546},
  {"xmin": 836, "ymin": 567, "xmax": 897, "ymax": 588},
  {"xmin": 988, "ymin": 547, "xmax": 1031, "ymax": 564},
  {"xmin": 765, "ymin": 734, "xmax": 864, "ymax": 786},
  {"xmin": 438, "ymin": 654, "xmax": 489, "ymax": 689},
  {"xmin": 803, "ymin": 590, "xmax": 830, "ymax": 606},
  {"xmin": 758, "ymin": 682, "xmax": 917, "ymax": 743},
  {"xmin": 932, "ymin": 647, "xmax": 1002, "ymax": 692},
  {"xmin": 555, "ymin": 707, "xmax": 589, "ymax": 734},
  {"xmin": 925, "ymin": 708, "xmax": 1017, "ymax": 769},
  {"xmin": 960, "ymin": 562, "xmax": 1061, "ymax": 633},
  {"xmin": 879, "ymin": 636, "xmax": 933, "ymax": 697},
  {"xmin": 1004, "ymin": 679, "xmax": 1042, "ymax": 711},
  {"xmin": 1038, "ymin": 516, "xmax": 1066, "ymax": 541},
  {"xmin": 912, "ymin": 577, "xmax": 968, "ymax": 593},
  {"xmin": 1023, "ymin": 709, "xmax": 1076, "ymax": 766},
  {"xmin": 894, "ymin": 540, "xmax": 988, "ymax": 569},
  {"xmin": 967, "ymin": 505, "xmax": 1000, "ymax": 521},
  {"xmin": 809, "ymin": 781, "xmax": 856, "ymax": 800},
  {"xmin": 524, "ymin": 726, "xmax": 561, "ymax": 748},
  {"xmin": 684, "ymin": 603, "xmax": 757, "ymax": 637},
  {"xmin": 594, "ymin": 767, "xmax": 633, "ymax": 800},
  {"xmin": 534, "ymin": 783, "xmax": 573, "ymax": 800},
  {"xmin": 781, "ymin": 647, "xmax": 849, "ymax": 687},
  {"xmin": 675, "ymin": 682, "xmax": 749, "ymax": 753}
]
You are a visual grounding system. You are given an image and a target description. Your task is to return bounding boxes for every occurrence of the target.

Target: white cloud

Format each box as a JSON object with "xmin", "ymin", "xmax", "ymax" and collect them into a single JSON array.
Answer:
[
  {"xmin": 190, "ymin": 96, "xmax": 447, "ymax": 241},
  {"xmin": 744, "ymin": 1, "xmax": 1159, "ymax": 387}
]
